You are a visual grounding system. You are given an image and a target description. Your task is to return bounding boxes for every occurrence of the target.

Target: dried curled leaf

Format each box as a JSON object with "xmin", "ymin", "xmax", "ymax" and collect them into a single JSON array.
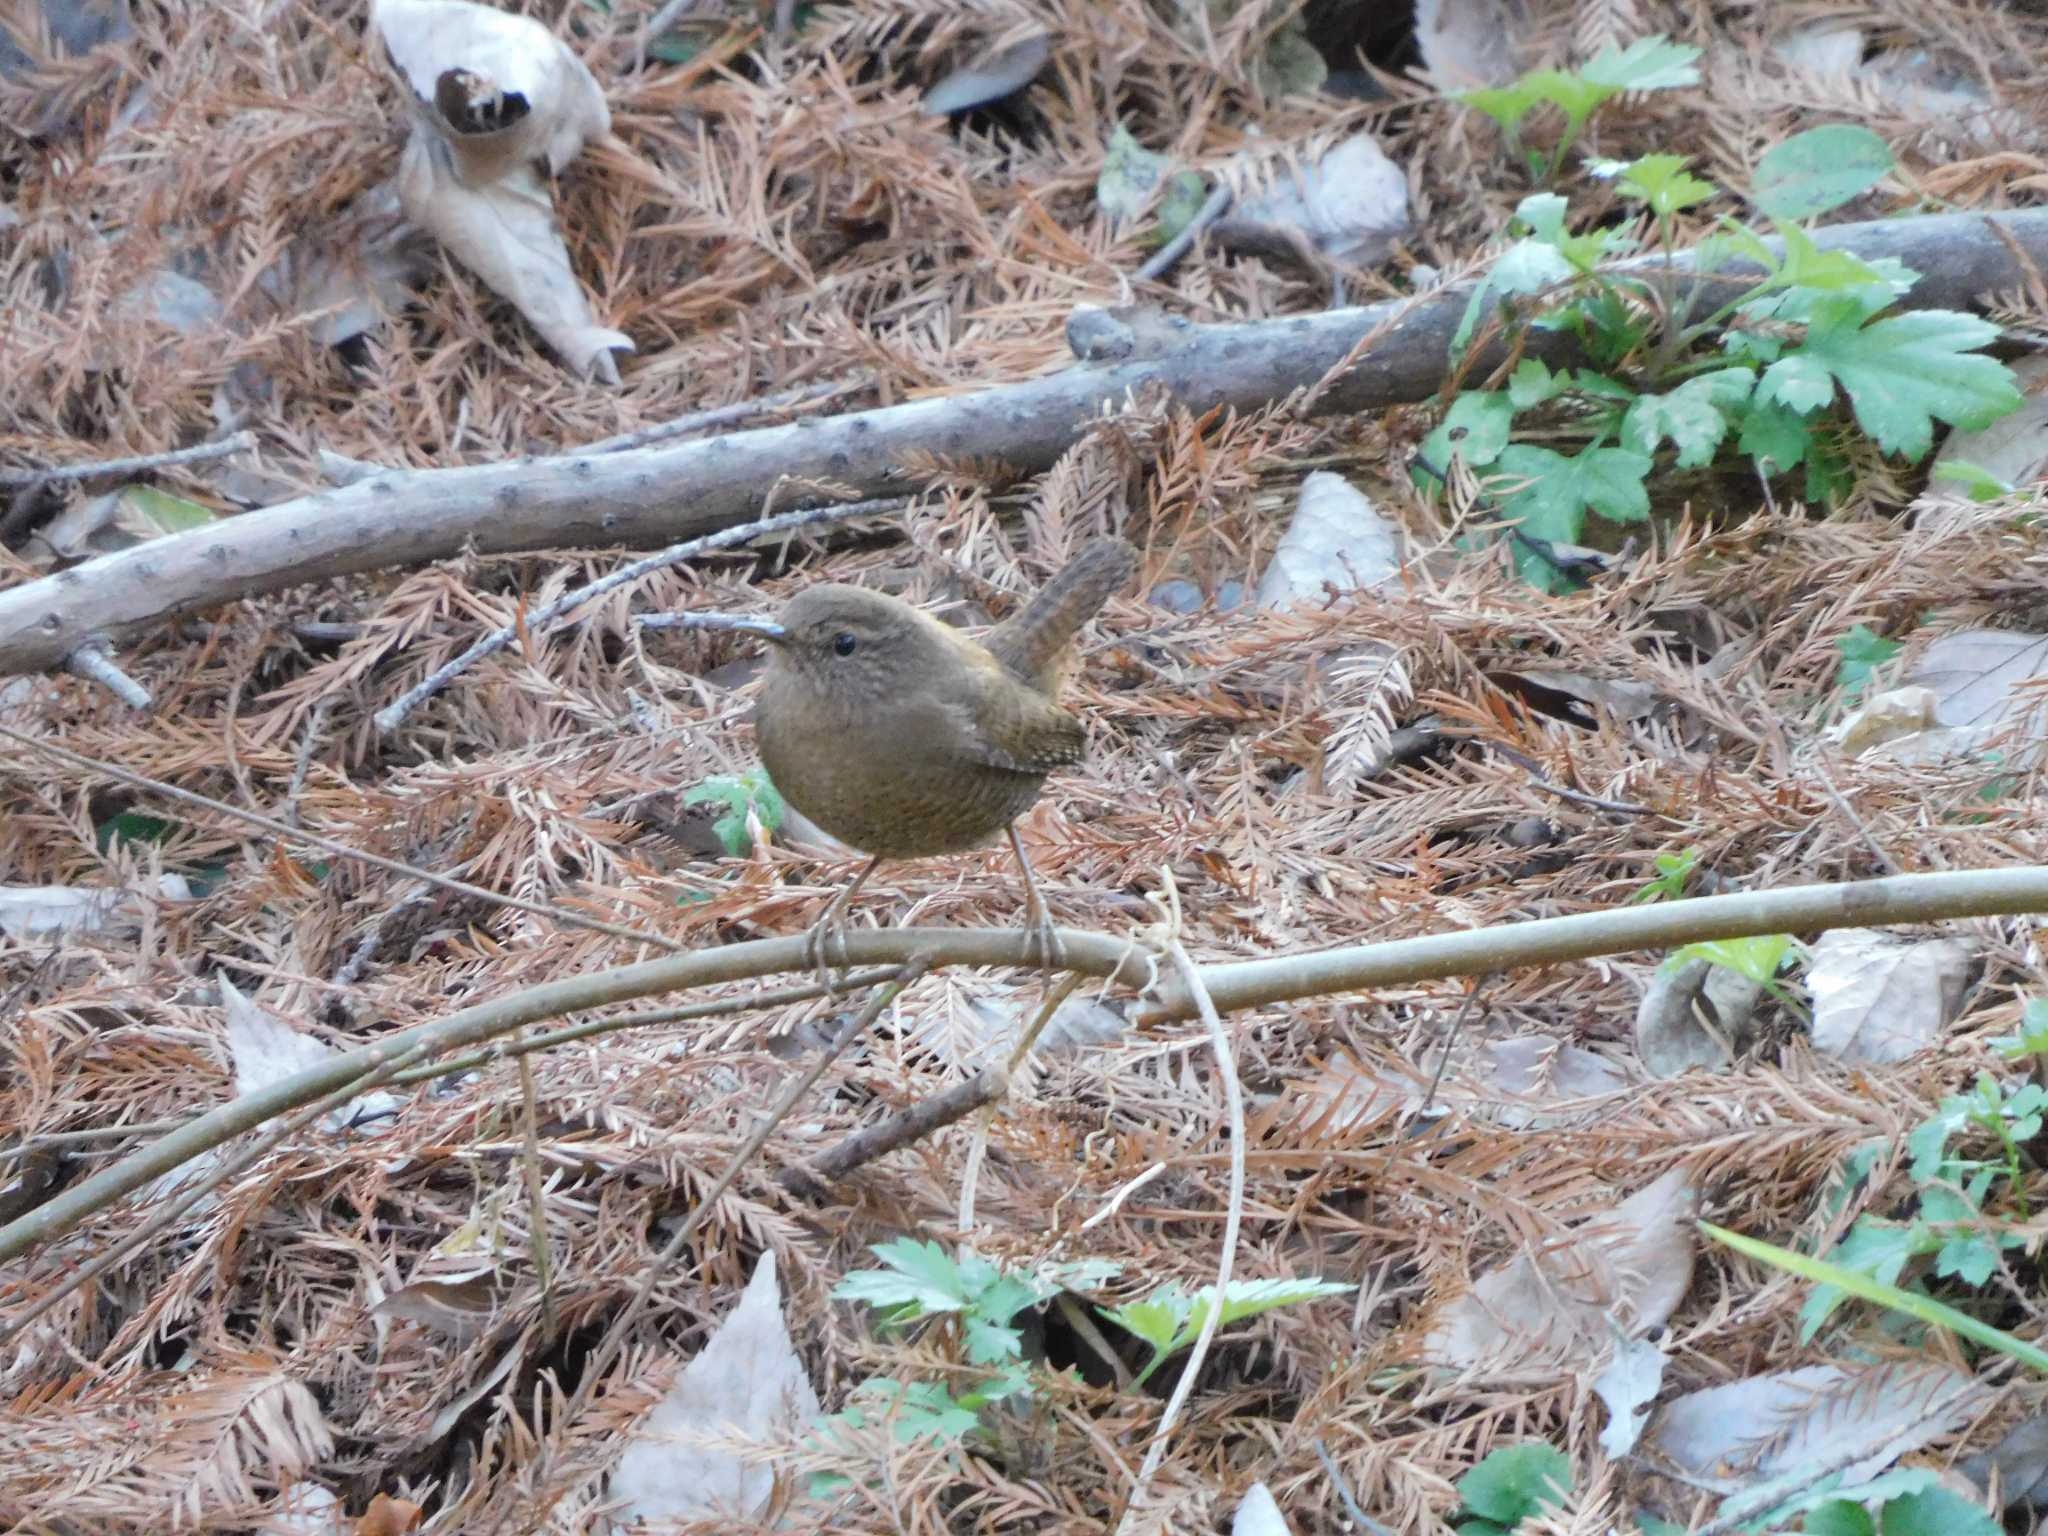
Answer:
[{"xmin": 373, "ymin": 0, "xmax": 630, "ymax": 379}]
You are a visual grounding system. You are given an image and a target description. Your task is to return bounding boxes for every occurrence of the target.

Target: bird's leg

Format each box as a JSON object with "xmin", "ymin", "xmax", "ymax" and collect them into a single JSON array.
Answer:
[
  {"xmin": 804, "ymin": 855, "xmax": 882, "ymax": 991},
  {"xmin": 1006, "ymin": 823, "xmax": 1064, "ymax": 973}
]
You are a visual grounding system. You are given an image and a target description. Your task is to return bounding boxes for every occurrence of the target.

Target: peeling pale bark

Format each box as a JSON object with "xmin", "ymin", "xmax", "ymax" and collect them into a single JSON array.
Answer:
[{"xmin": 2, "ymin": 209, "xmax": 2041, "ymax": 679}]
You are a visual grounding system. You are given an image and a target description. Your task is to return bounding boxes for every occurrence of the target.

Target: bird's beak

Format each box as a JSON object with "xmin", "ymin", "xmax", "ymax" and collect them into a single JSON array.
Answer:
[{"xmin": 637, "ymin": 612, "xmax": 786, "ymax": 643}]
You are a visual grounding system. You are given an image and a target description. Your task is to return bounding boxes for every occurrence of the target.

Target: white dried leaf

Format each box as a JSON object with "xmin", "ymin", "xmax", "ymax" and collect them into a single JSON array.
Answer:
[
  {"xmin": 373, "ymin": 0, "xmax": 629, "ymax": 379},
  {"xmin": 1510, "ymin": 668, "xmax": 1661, "ymax": 721},
  {"xmin": 29, "ymin": 483, "xmax": 221, "ymax": 566},
  {"xmin": 1217, "ymin": 135, "xmax": 1411, "ymax": 269},
  {"xmin": 607, "ymin": 1250, "xmax": 822, "ymax": 1526},
  {"xmin": 262, "ymin": 181, "xmax": 429, "ymax": 349},
  {"xmin": 375, "ymin": 0, "xmax": 607, "ymax": 179},
  {"xmin": 1634, "ymin": 956, "xmax": 1762, "ymax": 1077},
  {"xmin": 1268, "ymin": 1035, "xmax": 1629, "ymax": 1141},
  {"xmin": 1255, "ymin": 471, "xmax": 1403, "ymax": 608},
  {"xmin": 1772, "ymin": 23, "xmax": 1863, "ymax": 77},
  {"xmin": 1424, "ymin": 1168, "xmax": 1696, "ymax": 1380},
  {"xmin": 1647, "ymin": 1360, "xmax": 1986, "ymax": 1495},
  {"xmin": 912, "ymin": 979, "xmax": 1126, "ymax": 1068},
  {"xmin": 1414, "ymin": 0, "xmax": 1525, "ymax": 89},
  {"xmin": 924, "ymin": 33, "xmax": 1051, "ymax": 114},
  {"xmin": 1829, "ymin": 686, "xmax": 1939, "ymax": 756},
  {"xmin": 221, "ymin": 979, "xmax": 400, "ymax": 1133},
  {"xmin": 1909, "ymin": 628, "xmax": 2048, "ymax": 733},
  {"xmin": 0, "ymin": 873, "xmax": 190, "ymax": 939},
  {"xmin": 371, "ymin": 1271, "xmax": 506, "ymax": 1344},
  {"xmin": 1935, "ymin": 356, "xmax": 2048, "ymax": 490},
  {"xmin": 1805, "ymin": 930, "xmax": 1974, "ymax": 1064},
  {"xmin": 1594, "ymin": 1332, "xmax": 1667, "ymax": 1458},
  {"xmin": 396, "ymin": 144, "xmax": 631, "ymax": 378},
  {"xmin": 1231, "ymin": 1482, "xmax": 1294, "ymax": 1536},
  {"xmin": 118, "ymin": 268, "xmax": 222, "ymax": 337},
  {"xmin": 1961, "ymin": 1413, "xmax": 2048, "ymax": 1509},
  {"xmin": 1098, "ymin": 125, "xmax": 1175, "ymax": 226},
  {"xmin": 259, "ymin": 1480, "xmax": 343, "ymax": 1535}
]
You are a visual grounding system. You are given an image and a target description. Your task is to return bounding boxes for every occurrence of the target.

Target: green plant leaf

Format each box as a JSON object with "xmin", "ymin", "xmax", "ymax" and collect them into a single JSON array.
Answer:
[
  {"xmin": 1497, "ymin": 443, "xmax": 1653, "ymax": 540},
  {"xmin": 1460, "ymin": 78, "xmax": 1546, "ymax": 137},
  {"xmin": 1615, "ymin": 153, "xmax": 1717, "ymax": 217},
  {"xmin": 1673, "ymin": 933, "xmax": 1793, "ymax": 984},
  {"xmin": 1507, "ymin": 360, "xmax": 1569, "ymax": 409},
  {"xmin": 1753, "ymin": 125, "xmax": 1895, "ymax": 220},
  {"xmin": 1580, "ymin": 34, "xmax": 1701, "ymax": 90},
  {"xmin": 96, "ymin": 810, "xmax": 174, "ymax": 853},
  {"xmin": 1098, "ymin": 125, "xmax": 1173, "ymax": 225},
  {"xmin": 834, "ymin": 1238, "xmax": 973, "ymax": 1315},
  {"xmin": 1098, "ymin": 1292, "xmax": 1184, "ymax": 1356},
  {"xmin": 682, "ymin": 766, "xmax": 785, "ymax": 856},
  {"xmin": 1799, "ymin": 1215, "xmax": 1936, "ymax": 1339},
  {"xmin": 1621, "ymin": 368, "xmax": 1753, "ymax": 468},
  {"xmin": 1756, "ymin": 352, "xmax": 1839, "ymax": 415},
  {"xmin": 1770, "ymin": 299, "xmax": 2023, "ymax": 460},
  {"xmin": 1455, "ymin": 1442, "xmax": 1571, "ymax": 1526},
  {"xmin": 1877, "ymin": 1485, "xmax": 2002, "ymax": 1536},
  {"xmin": 1803, "ymin": 1501, "xmax": 1875, "ymax": 1536},
  {"xmin": 1931, "ymin": 458, "xmax": 2014, "ymax": 502},
  {"xmin": 1771, "ymin": 222, "xmax": 1894, "ymax": 294},
  {"xmin": 1706, "ymin": 1221, "xmax": 2048, "ymax": 1373},
  {"xmin": 1735, "ymin": 396, "xmax": 1811, "ymax": 474},
  {"xmin": 126, "ymin": 485, "xmax": 219, "ymax": 536},
  {"xmin": 1632, "ymin": 846, "xmax": 1699, "ymax": 903},
  {"xmin": 1152, "ymin": 171, "xmax": 1209, "ymax": 247},
  {"xmin": 1100, "ymin": 1277, "xmax": 1354, "ymax": 1383},
  {"xmin": 1993, "ymin": 996, "xmax": 2048, "ymax": 1061},
  {"xmin": 1424, "ymin": 392, "xmax": 1513, "ymax": 470},
  {"xmin": 1834, "ymin": 623, "xmax": 1902, "ymax": 699}
]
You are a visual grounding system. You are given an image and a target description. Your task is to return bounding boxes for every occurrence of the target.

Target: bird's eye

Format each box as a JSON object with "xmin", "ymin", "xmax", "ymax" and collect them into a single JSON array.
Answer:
[{"xmin": 832, "ymin": 631, "xmax": 858, "ymax": 657}]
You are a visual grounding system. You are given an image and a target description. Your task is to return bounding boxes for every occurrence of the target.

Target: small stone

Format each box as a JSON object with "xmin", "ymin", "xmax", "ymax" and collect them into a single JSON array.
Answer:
[
  {"xmin": 1215, "ymin": 579, "xmax": 1247, "ymax": 610},
  {"xmin": 1148, "ymin": 579, "xmax": 1203, "ymax": 614}
]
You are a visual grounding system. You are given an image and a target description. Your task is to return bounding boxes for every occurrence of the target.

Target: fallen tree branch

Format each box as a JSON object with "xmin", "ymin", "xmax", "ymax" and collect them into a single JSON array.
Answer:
[
  {"xmin": 5, "ymin": 864, "xmax": 2043, "ymax": 1266},
  {"xmin": 779, "ymin": 1066, "xmax": 1008, "ymax": 1201},
  {"xmin": 0, "ymin": 209, "xmax": 2038, "ymax": 678}
]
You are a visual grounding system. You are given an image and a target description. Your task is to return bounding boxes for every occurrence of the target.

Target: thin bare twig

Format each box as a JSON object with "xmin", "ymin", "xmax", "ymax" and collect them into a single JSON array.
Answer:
[
  {"xmin": 1134, "ymin": 182, "xmax": 1232, "ymax": 285},
  {"xmin": 1120, "ymin": 890, "xmax": 1245, "ymax": 1528},
  {"xmin": 63, "ymin": 642, "xmax": 151, "ymax": 710},
  {"xmin": 281, "ymin": 693, "xmax": 334, "ymax": 831},
  {"xmin": 580, "ymin": 377, "xmax": 862, "ymax": 454},
  {"xmin": 11, "ymin": 867, "xmax": 2048, "ymax": 1268},
  {"xmin": 635, "ymin": 0, "xmax": 709, "ymax": 72},
  {"xmin": 516, "ymin": 1042, "xmax": 557, "ymax": 1331},
  {"xmin": 372, "ymin": 496, "xmax": 908, "ymax": 733},
  {"xmin": 781, "ymin": 1065, "xmax": 1007, "ymax": 1201},
  {"xmin": 389, "ymin": 968, "xmax": 905, "ymax": 1086},
  {"xmin": 0, "ymin": 429, "xmax": 256, "ymax": 488}
]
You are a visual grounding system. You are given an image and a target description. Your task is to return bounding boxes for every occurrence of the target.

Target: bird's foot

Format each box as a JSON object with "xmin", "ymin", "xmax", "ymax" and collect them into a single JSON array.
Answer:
[
  {"xmin": 802, "ymin": 909, "xmax": 853, "ymax": 993},
  {"xmin": 800, "ymin": 856, "xmax": 882, "ymax": 993},
  {"xmin": 802, "ymin": 890, "xmax": 858, "ymax": 992},
  {"xmin": 1019, "ymin": 898, "xmax": 1065, "ymax": 974}
]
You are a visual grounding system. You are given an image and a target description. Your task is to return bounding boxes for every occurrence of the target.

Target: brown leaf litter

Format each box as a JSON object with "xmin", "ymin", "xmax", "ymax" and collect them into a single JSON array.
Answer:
[{"xmin": 4, "ymin": 0, "xmax": 2048, "ymax": 1530}]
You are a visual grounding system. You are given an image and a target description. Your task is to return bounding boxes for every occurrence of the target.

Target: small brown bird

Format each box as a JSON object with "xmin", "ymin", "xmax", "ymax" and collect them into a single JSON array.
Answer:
[{"xmin": 746, "ymin": 538, "xmax": 1137, "ymax": 974}]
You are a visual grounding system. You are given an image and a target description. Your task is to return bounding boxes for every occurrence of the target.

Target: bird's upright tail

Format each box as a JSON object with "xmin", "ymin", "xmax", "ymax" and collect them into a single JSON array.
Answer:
[{"xmin": 986, "ymin": 536, "xmax": 1139, "ymax": 688}]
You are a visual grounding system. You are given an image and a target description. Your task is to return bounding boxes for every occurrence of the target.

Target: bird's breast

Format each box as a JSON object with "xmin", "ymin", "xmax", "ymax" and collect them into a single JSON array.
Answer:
[{"xmin": 755, "ymin": 671, "xmax": 1045, "ymax": 858}]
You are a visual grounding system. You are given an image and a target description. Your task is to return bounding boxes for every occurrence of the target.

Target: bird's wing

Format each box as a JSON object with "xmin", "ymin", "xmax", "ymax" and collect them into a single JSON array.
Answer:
[{"xmin": 954, "ymin": 669, "xmax": 1086, "ymax": 775}]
